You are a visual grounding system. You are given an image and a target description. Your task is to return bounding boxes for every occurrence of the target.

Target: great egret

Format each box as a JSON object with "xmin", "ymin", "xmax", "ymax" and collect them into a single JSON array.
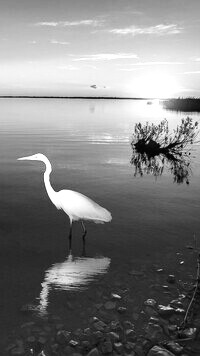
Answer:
[{"xmin": 17, "ymin": 153, "xmax": 112, "ymax": 250}]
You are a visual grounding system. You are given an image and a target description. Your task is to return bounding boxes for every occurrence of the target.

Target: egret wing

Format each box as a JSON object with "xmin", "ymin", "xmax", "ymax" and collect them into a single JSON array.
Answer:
[{"xmin": 57, "ymin": 190, "xmax": 112, "ymax": 223}]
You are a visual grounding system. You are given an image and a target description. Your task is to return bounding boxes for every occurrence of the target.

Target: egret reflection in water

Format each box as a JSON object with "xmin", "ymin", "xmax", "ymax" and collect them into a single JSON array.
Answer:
[{"xmin": 38, "ymin": 254, "xmax": 111, "ymax": 314}]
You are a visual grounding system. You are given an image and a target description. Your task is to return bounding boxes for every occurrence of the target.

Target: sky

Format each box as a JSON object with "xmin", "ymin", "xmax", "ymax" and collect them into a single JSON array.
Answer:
[{"xmin": 0, "ymin": 0, "xmax": 200, "ymax": 98}]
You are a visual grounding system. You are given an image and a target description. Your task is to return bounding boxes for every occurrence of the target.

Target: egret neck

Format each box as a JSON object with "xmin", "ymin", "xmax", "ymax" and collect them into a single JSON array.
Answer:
[{"xmin": 43, "ymin": 157, "xmax": 58, "ymax": 208}]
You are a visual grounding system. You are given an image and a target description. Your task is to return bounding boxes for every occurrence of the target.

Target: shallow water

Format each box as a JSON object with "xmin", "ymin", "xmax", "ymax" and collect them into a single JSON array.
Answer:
[{"xmin": 0, "ymin": 98, "xmax": 200, "ymax": 347}]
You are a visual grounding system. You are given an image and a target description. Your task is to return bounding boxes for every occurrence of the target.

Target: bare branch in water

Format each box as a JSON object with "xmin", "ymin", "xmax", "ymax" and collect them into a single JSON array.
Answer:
[{"xmin": 131, "ymin": 118, "xmax": 199, "ymax": 184}]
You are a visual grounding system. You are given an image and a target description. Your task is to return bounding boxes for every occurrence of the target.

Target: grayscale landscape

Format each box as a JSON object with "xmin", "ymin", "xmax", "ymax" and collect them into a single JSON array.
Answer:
[{"xmin": 1, "ymin": 1, "xmax": 200, "ymax": 355}]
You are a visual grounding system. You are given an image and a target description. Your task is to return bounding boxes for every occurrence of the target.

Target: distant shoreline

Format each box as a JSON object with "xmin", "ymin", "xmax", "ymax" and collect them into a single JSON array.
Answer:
[
  {"xmin": 162, "ymin": 98, "xmax": 200, "ymax": 112},
  {"xmin": 0, "ymin": 96, "xmax": 150, "ymax": 100}
]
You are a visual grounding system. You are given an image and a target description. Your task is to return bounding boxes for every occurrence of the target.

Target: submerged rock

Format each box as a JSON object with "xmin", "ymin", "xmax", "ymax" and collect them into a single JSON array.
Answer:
[
  {"xmin": 93, "ymin": 321, "xmax": 107, "ymax": 331},
  {"xmin": 145, "ymin": 306, "xmax": 158, "ymax": 317},
  {"xmin": 169, "ymin": 300, "xmax": 184, "ymax": 309},
  {"xmin": 134, "ymin": 344, "xmax": 145, "ymax": 356},
  {"xmin": 87, "ymin": 348, "xmax": 100, "ymax": 356},
  {"xmin": 117, "ymin": 306, "xmax": 127, "ymax": 314},
  {"xmin": 81, "ymin": 340, "xmax": 90, "ymax": 351},
  {"xmin": 38, "ymin": 336, "xmax": 47, "ymax": 345},
  {"xmin": 94, "ymin": 303, "xmax": 103, "ymax": 310},
  {"xmin": 113, "ymin": 342, "xmax": 123, "ymax": 353},
  {"xmin": 90, "ymin": 317, "xmax": 99, "ymax": 324},
  {"xmin": 175, "ymin": 308, "xmax": 185, "ymax": 315},
  {"xmin": 179, "ymin": 327, "xmax": 197, "ymax": 338},
  {"xmin": 20, "ymin": 303, "xmax": 37, "ymax": 315},
  {"xmin": 64, "ymin": 345, "xmax": 76, "ymax": 355},
  {"xmin": 125, "ymin": 329, "xmax": 136, "ymax": 341},
  {"xmin": 167, "ymin": 275, "xmax": 176, "ymax": 284},
  {"xmin": 144, "ymin": 299, "xmax": 157, "ymax": 307},
  {"xmin": 145, "ymin": 323, "xmax": 164, "ymax": 341},
  {"xmin": 108, "ymin": 331, "xmax": 120, "ymax": 342},
  {"xmin": 125, "ymin": 341, "xmax": 136, "ymax": 351},
  {"xmin": 123, "ymin": 321, "xmax": 135, "ymax": 329},
  {"xmin": 129, "ymin": 269, "xmax": 144, "ymax": 277},
  {"xmin": 132, "ymin": 312, "xmax": 139, "ymax": 321},
  {"xmin": 148, "ymin": 345, "xmax": 176, "ymax": 356},
  {"xmin": 164, "ymin": 341, "xmax": 183, "ymax": 354},
  {"xmin": 157, "ymin": 305, "xmax": 175, "ymax": 317},
  {"xmin": 101, "ymin": 340, "xmax": 113, "ymax": 354},
  {"xmin": 84, "ymin": 328, "xmax": 92, "ymax": 336},
  {"xmin": 69, "ymin": 339, "xmax": 79, "ymax": 347},
  {"xmin": 93, "ymin": 330, "xmax": 103, "ymax": 342},
  {"xmin": 6, "ymin": 343, "xmax": 17, "ymax": 353},
  {"xmin": 27, "ymin": 336, "xmax": 36, "ymax": 343},
  {"xmin": 10, "ymin": 345, "xmax": 25, "ymax": 356},
  {"xmin": 167, "ymin": 325, "xmax": 177, "ymax": 333},
  {"xmin": 21, "ymin": 321, "xmax": 35, "ymax": 329},
  {"xmin": 111, "ymin": 293, "xmax": 122, "ymax": 300},
  {"xmin": 56, "ymin": 330, "xmax": 71, "ymax": 345},
  {"xmin": 104, "ymin": 301, "xmax": 116, "ymax": 310}
]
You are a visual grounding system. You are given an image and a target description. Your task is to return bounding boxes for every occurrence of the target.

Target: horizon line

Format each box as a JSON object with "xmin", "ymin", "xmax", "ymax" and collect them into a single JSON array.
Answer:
[{"xmin": 0, "ymin": 95, "xmax": 167, "ymax": 100}]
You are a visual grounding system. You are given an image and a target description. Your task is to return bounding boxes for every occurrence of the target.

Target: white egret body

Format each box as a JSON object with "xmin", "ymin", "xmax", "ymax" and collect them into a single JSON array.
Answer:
[{"xmin": 18, "ymin": 154, "xmax": 112, "ymax": 250}]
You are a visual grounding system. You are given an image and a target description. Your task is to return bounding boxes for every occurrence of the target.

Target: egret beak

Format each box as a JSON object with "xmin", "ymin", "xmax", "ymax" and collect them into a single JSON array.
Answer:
[{"xmin": 17, "ymin": 155, "xmax": 35, "ymax": 161}]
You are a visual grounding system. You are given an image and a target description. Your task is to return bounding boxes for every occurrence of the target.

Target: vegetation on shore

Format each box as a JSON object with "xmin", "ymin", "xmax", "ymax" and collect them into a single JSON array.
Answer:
[{"xmin": 162, "ymin": 98, "xmax": 200, "ymax": 112}]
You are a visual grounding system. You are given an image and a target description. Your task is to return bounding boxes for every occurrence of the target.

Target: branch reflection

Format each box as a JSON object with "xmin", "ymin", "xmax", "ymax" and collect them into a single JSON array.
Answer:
[{"xmin": 131, "ymin": 148, "xmax": 192, "ymax": 184}]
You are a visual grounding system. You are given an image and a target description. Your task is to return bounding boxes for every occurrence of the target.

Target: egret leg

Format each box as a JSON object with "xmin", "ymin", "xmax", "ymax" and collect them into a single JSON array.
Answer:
[
  {"xmin": 81, "ymin": 221, "xmax": 87, "ymax": 242},
  {"xmin": 69, "ymin": 220, "xmax": 73, "ymax": 252},
  {"xmin": 81, "ymin": 221, "xmax": 87, "ymax": 256}
]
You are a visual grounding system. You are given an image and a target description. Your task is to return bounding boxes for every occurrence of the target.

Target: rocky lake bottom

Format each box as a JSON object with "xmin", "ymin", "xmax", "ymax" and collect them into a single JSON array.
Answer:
[{"xmin": 5, "ymin": 244, "xmax": 200, "ymax": 356}]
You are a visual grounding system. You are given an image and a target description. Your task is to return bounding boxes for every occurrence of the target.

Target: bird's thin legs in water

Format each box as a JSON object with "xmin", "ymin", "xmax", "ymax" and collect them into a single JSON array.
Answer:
[
  {"xmin": 81, "ymin": 221, "xmax": 87, "ymax": 256},
  {"xmin": 81, "ymin": 221, "xmax": 87, "ymax": 241},
  {"xmin": 69, "ymin": 220, "xmax": 73, "ymax": 253}
]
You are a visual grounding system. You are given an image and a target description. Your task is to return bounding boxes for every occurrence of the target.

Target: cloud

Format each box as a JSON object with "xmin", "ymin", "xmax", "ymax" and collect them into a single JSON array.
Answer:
[
  {"xmin": 28, "ymin": 40, "xmax": 37, "ymax": 44},
  {"xmin": 119, "ymin": 61, "xmax": 184, "ymax": 66},
  {"xmin": 35, "ymin": 22, "xmax": 58, "ymax": 27},
  {"xmin": 118, "ymin": 61, "xmax": 184, "ymax": 71},
  {"xmin": 64, "ymin": 20, "xmax": 104, "ymax": 27},
  {"xmin": 50, "ymin": 40, "xmax": 70, "ymax": 45},
  {"xmin": 73, "ymin": 53, "xmax": 138, "ymax": 61},
  {"xmin": 119, "ymin": 68, "xmax": 139, "ymax": 72},
  {"xmin": 184, "ymin": 71, "xmax": 200, "ymax": 74},
  {"xmin": 34, "ymin": 19, "xmax": 104, "ymax": 27},
  {"xmin": 109, "ymin": 24, "xmax": 183, "ymax": 36},
  {"xmin": 83, "ymin": 65, "xmax": 97, "ymax": 70},
  {"xmin": 58, "ymin": 65, "xmax": 79, "ymax": 70},
  {"xmin": 189, "ymin": 57, "xmax": 200, "ymax": 62}
]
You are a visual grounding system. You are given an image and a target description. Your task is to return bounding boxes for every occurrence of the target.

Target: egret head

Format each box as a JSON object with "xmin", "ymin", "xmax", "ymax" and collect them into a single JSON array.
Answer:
[{"xmin": 17, "ymin": 153, "xmax": 47, "ymax": 162}]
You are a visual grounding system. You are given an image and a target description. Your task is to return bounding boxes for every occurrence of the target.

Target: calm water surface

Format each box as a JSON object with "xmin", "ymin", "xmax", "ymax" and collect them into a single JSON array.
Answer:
[{"xmin": 0, "ymin": 99, "xmax": 200, "ymax": 346}]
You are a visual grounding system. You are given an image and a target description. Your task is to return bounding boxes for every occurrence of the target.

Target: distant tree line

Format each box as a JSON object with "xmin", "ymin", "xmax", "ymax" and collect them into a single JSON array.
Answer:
[{"xmin": 163, "ymin": 98, "xmax": 200, "ymax": 112}]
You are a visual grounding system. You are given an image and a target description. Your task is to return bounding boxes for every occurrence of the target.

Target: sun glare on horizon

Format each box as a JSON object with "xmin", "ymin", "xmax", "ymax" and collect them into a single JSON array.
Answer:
[{"xmin": 135, "ymin": 71, "xmax": 181, "ymax": 99}]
